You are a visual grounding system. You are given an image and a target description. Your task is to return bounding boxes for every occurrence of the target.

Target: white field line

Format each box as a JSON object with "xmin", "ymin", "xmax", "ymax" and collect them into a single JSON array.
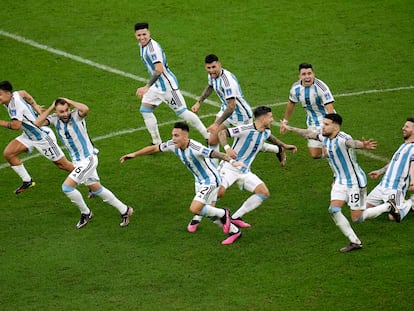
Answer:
[{"xmin": 1, "ymin": 29, "xmax": 412, "ymax": 169}]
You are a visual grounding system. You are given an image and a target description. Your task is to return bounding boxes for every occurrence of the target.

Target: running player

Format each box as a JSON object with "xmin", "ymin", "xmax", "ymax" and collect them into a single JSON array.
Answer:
[
  {"xmin": 120, "ymin": 121, "xmax": 246, "ymax": 245},
  {"xmin": 35, "ymin": 98, "xmax": 133, "ymax": 229},
  {"xmin": 134, "ymin": 22, "xmax": 209, "ymax": 145},
  {"xmin": 280, "ymin": 63, "xmax": 335, "ymax": 159},
  {"xmin": 0, "ymin": 80, "xmax": 73, "ymax": 194}
]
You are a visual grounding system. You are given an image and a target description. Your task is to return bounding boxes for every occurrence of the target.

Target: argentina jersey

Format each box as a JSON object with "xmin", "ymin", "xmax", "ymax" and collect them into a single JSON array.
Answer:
[
  {"xmin": 160, "ymin": 139, "xmax": 220, "ymax": 186},
  {"xmin": 139, "ymin": 38, "xmax": 179, "ymax": 91},
  {"xmin": 379, "ymin": 143, "xmax": 414, "ymax": 193},
  {"xmin": 228, "ymin": 124, "xmax": 270, "ymax": 173},
  {"xmin": 322, "ymin": 132, "xmax": 367, "ymax": 188},
  {"xmin": 48, "ymin": 110, "xmax": 95, "ymax": 162},
  {"xmin": 208, "ymin": 68, "xmax": 252, "ymax": 123},
  {"xmin": 289, "ymin": 78, "xmax": 335, "ymax": 127},
  {"xmin": 8, "ymin": 92, "xmax": 47, "ymax": 141}
]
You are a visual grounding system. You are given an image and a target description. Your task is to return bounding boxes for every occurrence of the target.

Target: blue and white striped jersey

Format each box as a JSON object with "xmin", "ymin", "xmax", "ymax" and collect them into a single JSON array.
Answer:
[
  {"xmin": 139, "ymin": 38, "xmax": 179, "ymax": 91},
  {"xmin": 289, "ymin": 78, "xmax": 335, "ymax": 127},
  {"xmin": 47, "ymin": 109, "xmax": 95, "ymax": 162},
  {"xmin": 379, "ymin": 143, "xmax": 414, "ymax": 194},
  {"xmin": 227, "ymin": 124, "xmax": 271, "ymax": 173},
  {"xmin": 319, "ymin": 132, "xmax": 367, "ymax": 188},
  {"xmin": 159, "ymin": 139, "xmax": 221, "ymax": 186},
  {"xmin": 208, "ymin": 68, "xmax": 253, "ymax": 124},
  {"xmin": 7, "ymin": 91, "xmax": 48, "ymax": 141}
]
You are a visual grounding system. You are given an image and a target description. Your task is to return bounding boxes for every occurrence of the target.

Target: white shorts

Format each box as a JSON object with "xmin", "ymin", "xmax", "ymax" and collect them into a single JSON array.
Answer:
[
  {"xmin": 331, "ymin": 183, "xmax": 366, "ymax": 210},
  {"xmin": 193, "ymin": 183, "xmax": 219, "ymax": 205},
  {"xmin": 216, "ymin": 111, "xmax": 252, "ymax": 128},
  {"xmin": 367, "ymin": 185, "xmax": 406, "ymax": 208},
  {"xmin": 69, "ymin": 154, "xmax": 100, "ymax": 186},
  {"xmin": 142, "ymin": 87, "xmax": 187, "ymax": 113},
  {"xmin": 219, "ymin": 162, "xmax": 263, "ymax": 192},
  {"xmin": 307, "ymin": 126, "xmax": 323, "ymax": 148},
  {"xmin": 16, "ymin": 132, "xmax": 65, "ymax": 162}
]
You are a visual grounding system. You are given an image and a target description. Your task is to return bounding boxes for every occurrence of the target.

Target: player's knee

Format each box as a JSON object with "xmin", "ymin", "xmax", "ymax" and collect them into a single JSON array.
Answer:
[
  {"xmin": 190, "ymin": 205, "xmax": 201, "ymax": 215},
  {"xmin": 175, "ymin": 108, "xmax": 187, "ymax": 116},
  {"xmin": 62, "ymin": 184, "xmax": 75, "ymax": 193},
  {"xmin": 257, "ymin": 193, "xmax": 269, "ymax": 200},
  {"xmin": 140, "ymin": 105, "xmax": 154, "ymax": 114},
  {"xmin": 218, "ymin": 187, "xmax": 226, "ymax": 198},
  {"xmin": 328, "ymin": 205, "xmax": 341, "ymax": 214}
]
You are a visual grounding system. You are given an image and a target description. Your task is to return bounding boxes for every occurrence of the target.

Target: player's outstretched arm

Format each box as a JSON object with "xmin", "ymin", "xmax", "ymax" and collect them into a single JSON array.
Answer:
[
  {"xmin": 120, "ymin": 145, "xmax": 160, "ymax": 163},
  {"xmin": 281, "ymin": 122, "xmax": 318, "ymax": 140}
]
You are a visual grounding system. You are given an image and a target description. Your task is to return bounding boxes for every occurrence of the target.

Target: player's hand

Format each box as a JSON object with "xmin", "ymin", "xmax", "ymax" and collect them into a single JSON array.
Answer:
[
  {"xmin": 362, "ymin": 137, "xmax": 377, "ymax": 150},
  {"xmin": 368, "ymin": 170, "xmax": 381, "ymax": 179},
  {"xmin": 191, "ymin": 102, "xmax": 201, "ymax": 113},
  {"xmin": 136, "ymin": 86, "xmax": 149, "ymax": 98},
  {"xmin": 225, "ymin": 147, "xmax": 238, "ymax": 159},
  {"xmin": 285, "ymin": 144, "xmax": 297, "ymax": 154},
  {"xmin": 207, "ymin": 123, "xmax": 219, "ymax": 134},
  {"xmin": 230, "ymin": 160, "xmax": 247, "ymax": 169},
  {"xmin": 280, "ymin": 120, "xmax": 289, "ymax": 134},
  {"xmin": 120, "ymin": 154, "xmax": 135, "ymax": 163}
]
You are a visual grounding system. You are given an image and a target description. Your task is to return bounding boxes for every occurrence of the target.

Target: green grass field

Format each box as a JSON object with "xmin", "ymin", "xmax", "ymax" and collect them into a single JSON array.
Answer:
[{"xmin": 1, "ymin": 1, "xmax": 413, "ymax": 310}]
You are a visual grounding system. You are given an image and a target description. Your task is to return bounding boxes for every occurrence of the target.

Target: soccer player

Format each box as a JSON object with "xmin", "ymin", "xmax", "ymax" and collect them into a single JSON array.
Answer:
[
  {"xmin": 187, "ymin": 106, "xmax": 297, "ymax": 233},
  {"xmin": 281, "ymin": 113, "xmax": 400, "ymax": 253},
  {"xmin": 120, "ymin": 122, "xmax": 246, "ymax": 245},
  {"xmin": 35, "ymin": 98, "xmax": 133, "ymax": 229},
  {"xmin": 0, "ymin": 80, "xmax": 73, "ymax": 194},
  {"xmin": 365, "ymin": 117, "xmax": 414, "ymax": 222},
  {"xmin": 280, "ymin": 63, "xmax": 336, "ymax": 159},
  {"xmin": 191, "ymin": 54, "xmax": 286, "ymax": 164},
  {"xmin": 134, "ymin": 22, "xmax": 209, "ymax": 145}
]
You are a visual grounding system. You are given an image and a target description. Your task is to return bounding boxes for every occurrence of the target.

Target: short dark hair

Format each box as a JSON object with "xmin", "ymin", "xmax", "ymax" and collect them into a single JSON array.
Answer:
[
  {"xmin": 325, "ymin": 113, "xmax": 342, "ymax": 125},
  {"xmin": 205, "ymin": 54, "xmax": 219, "ymax": 64},
  {"xmin": 253, "ymin": 106, "xmax": 272, "ymax": 119},
  {"xmin": 174, "ymin": 121, "xmax": 189, "ymax": 132},
  {"xmin": 0, "ymin": 80, "xmax": 13, "ymax": 92},
  {"xmin": 54, "ymin": 98, "xmax": 67, "ymax": 106},
  {"xmin": 134, "ymin": 22, "xmax": 149, "ymax": 31},
  {"xmin": 407, "ymin": 117, "xmax": 414, "ymax": 123},
  {"xmin": 298, "ymin": 63, "xmax": 313, "ymax": 71}
]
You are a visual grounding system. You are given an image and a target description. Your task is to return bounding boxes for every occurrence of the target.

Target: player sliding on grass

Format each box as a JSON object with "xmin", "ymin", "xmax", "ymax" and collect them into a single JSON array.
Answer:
[
  {"xmin": 0, "ymin": 80, "xmax": 73, "ymax": 194},
  {"xmin": 187, "ymin": 106, "xmax": 297, "ymax": 233},
  {"xmin": 365, "ymin": 117, "xmax": 414, "ymax": 222},
  {"xmin": 120, "ymin": 121, "xmax": 246, "ymax": 245},
  {"xmin": 281, "ymin": 113, "xmax": 402, "ymax": 253},
  {"xmin": 35, "ymin": 98, "xmax": 133, "ymax": 229}
]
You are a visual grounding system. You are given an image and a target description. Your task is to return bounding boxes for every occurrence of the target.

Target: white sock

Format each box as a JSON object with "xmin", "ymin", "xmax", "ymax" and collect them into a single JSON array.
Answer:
[
  {"xmin": 331, "ymin": 210, "xmax": 361, "ymax": 244},
  {"xmin": 399, "ymin": 200, "xmax": 412, "ymax": 220},
  {"xmin": 96, "ymin": 187, "xmax": 128, "ymax": 214},
  {"xmin": 232, "ymin": 194, "xmax": 266, "ymax": 219},
  {"xmin": 260, "ymin": 143, "xmax": 279, "ymax": 153},
  {"xmin": 201, "ymin": 205, "xmax": 225, "ymax": 218},
  {"xmin": 210, "ymin": 217, "xmax": 238, "ymax": 233},
  {"xmin": 141, "ymin": 112, "xmax": 162, "ymax": 145},
  {"xmin": 11, "ymin": 164, "xmax": 31, "ymax": 182},
  {"xmin": 64, "ymin": 188, "xmax": 90, "ymax": 214},
  {"xmin": 179, "ymin": 110, "xmax": 209, "ymax": 139},
  {"xmin": 192, "ymin": 214, "xmax": 203, "ymax": 222},
  {"xmin": 361, "ymin": 202, "xmax": 390, "ymax": 221}
]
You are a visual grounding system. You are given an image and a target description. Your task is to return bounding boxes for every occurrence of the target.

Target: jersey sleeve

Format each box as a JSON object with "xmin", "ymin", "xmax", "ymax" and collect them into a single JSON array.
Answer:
[
  {"xmin": 159, "ymin": 140, "xmax": 175, "ymax": 152},
  {"xmin": 227, "ymin": 125, "xmax": 243, "ymax": 138},
  {"xmin": 148, "ymin": 41, "xmax": 163, "ymax": 64},
  {"xmin": 317, "ymin": 80, "xmax": 335, "ymax": 105},
  {"xmin": 46, "ymin": 114, "xmax": 58, "ymax": 126},
  {"xmin": 288, "ymin": 82, "xmax": 300, "ymax": 103}
]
